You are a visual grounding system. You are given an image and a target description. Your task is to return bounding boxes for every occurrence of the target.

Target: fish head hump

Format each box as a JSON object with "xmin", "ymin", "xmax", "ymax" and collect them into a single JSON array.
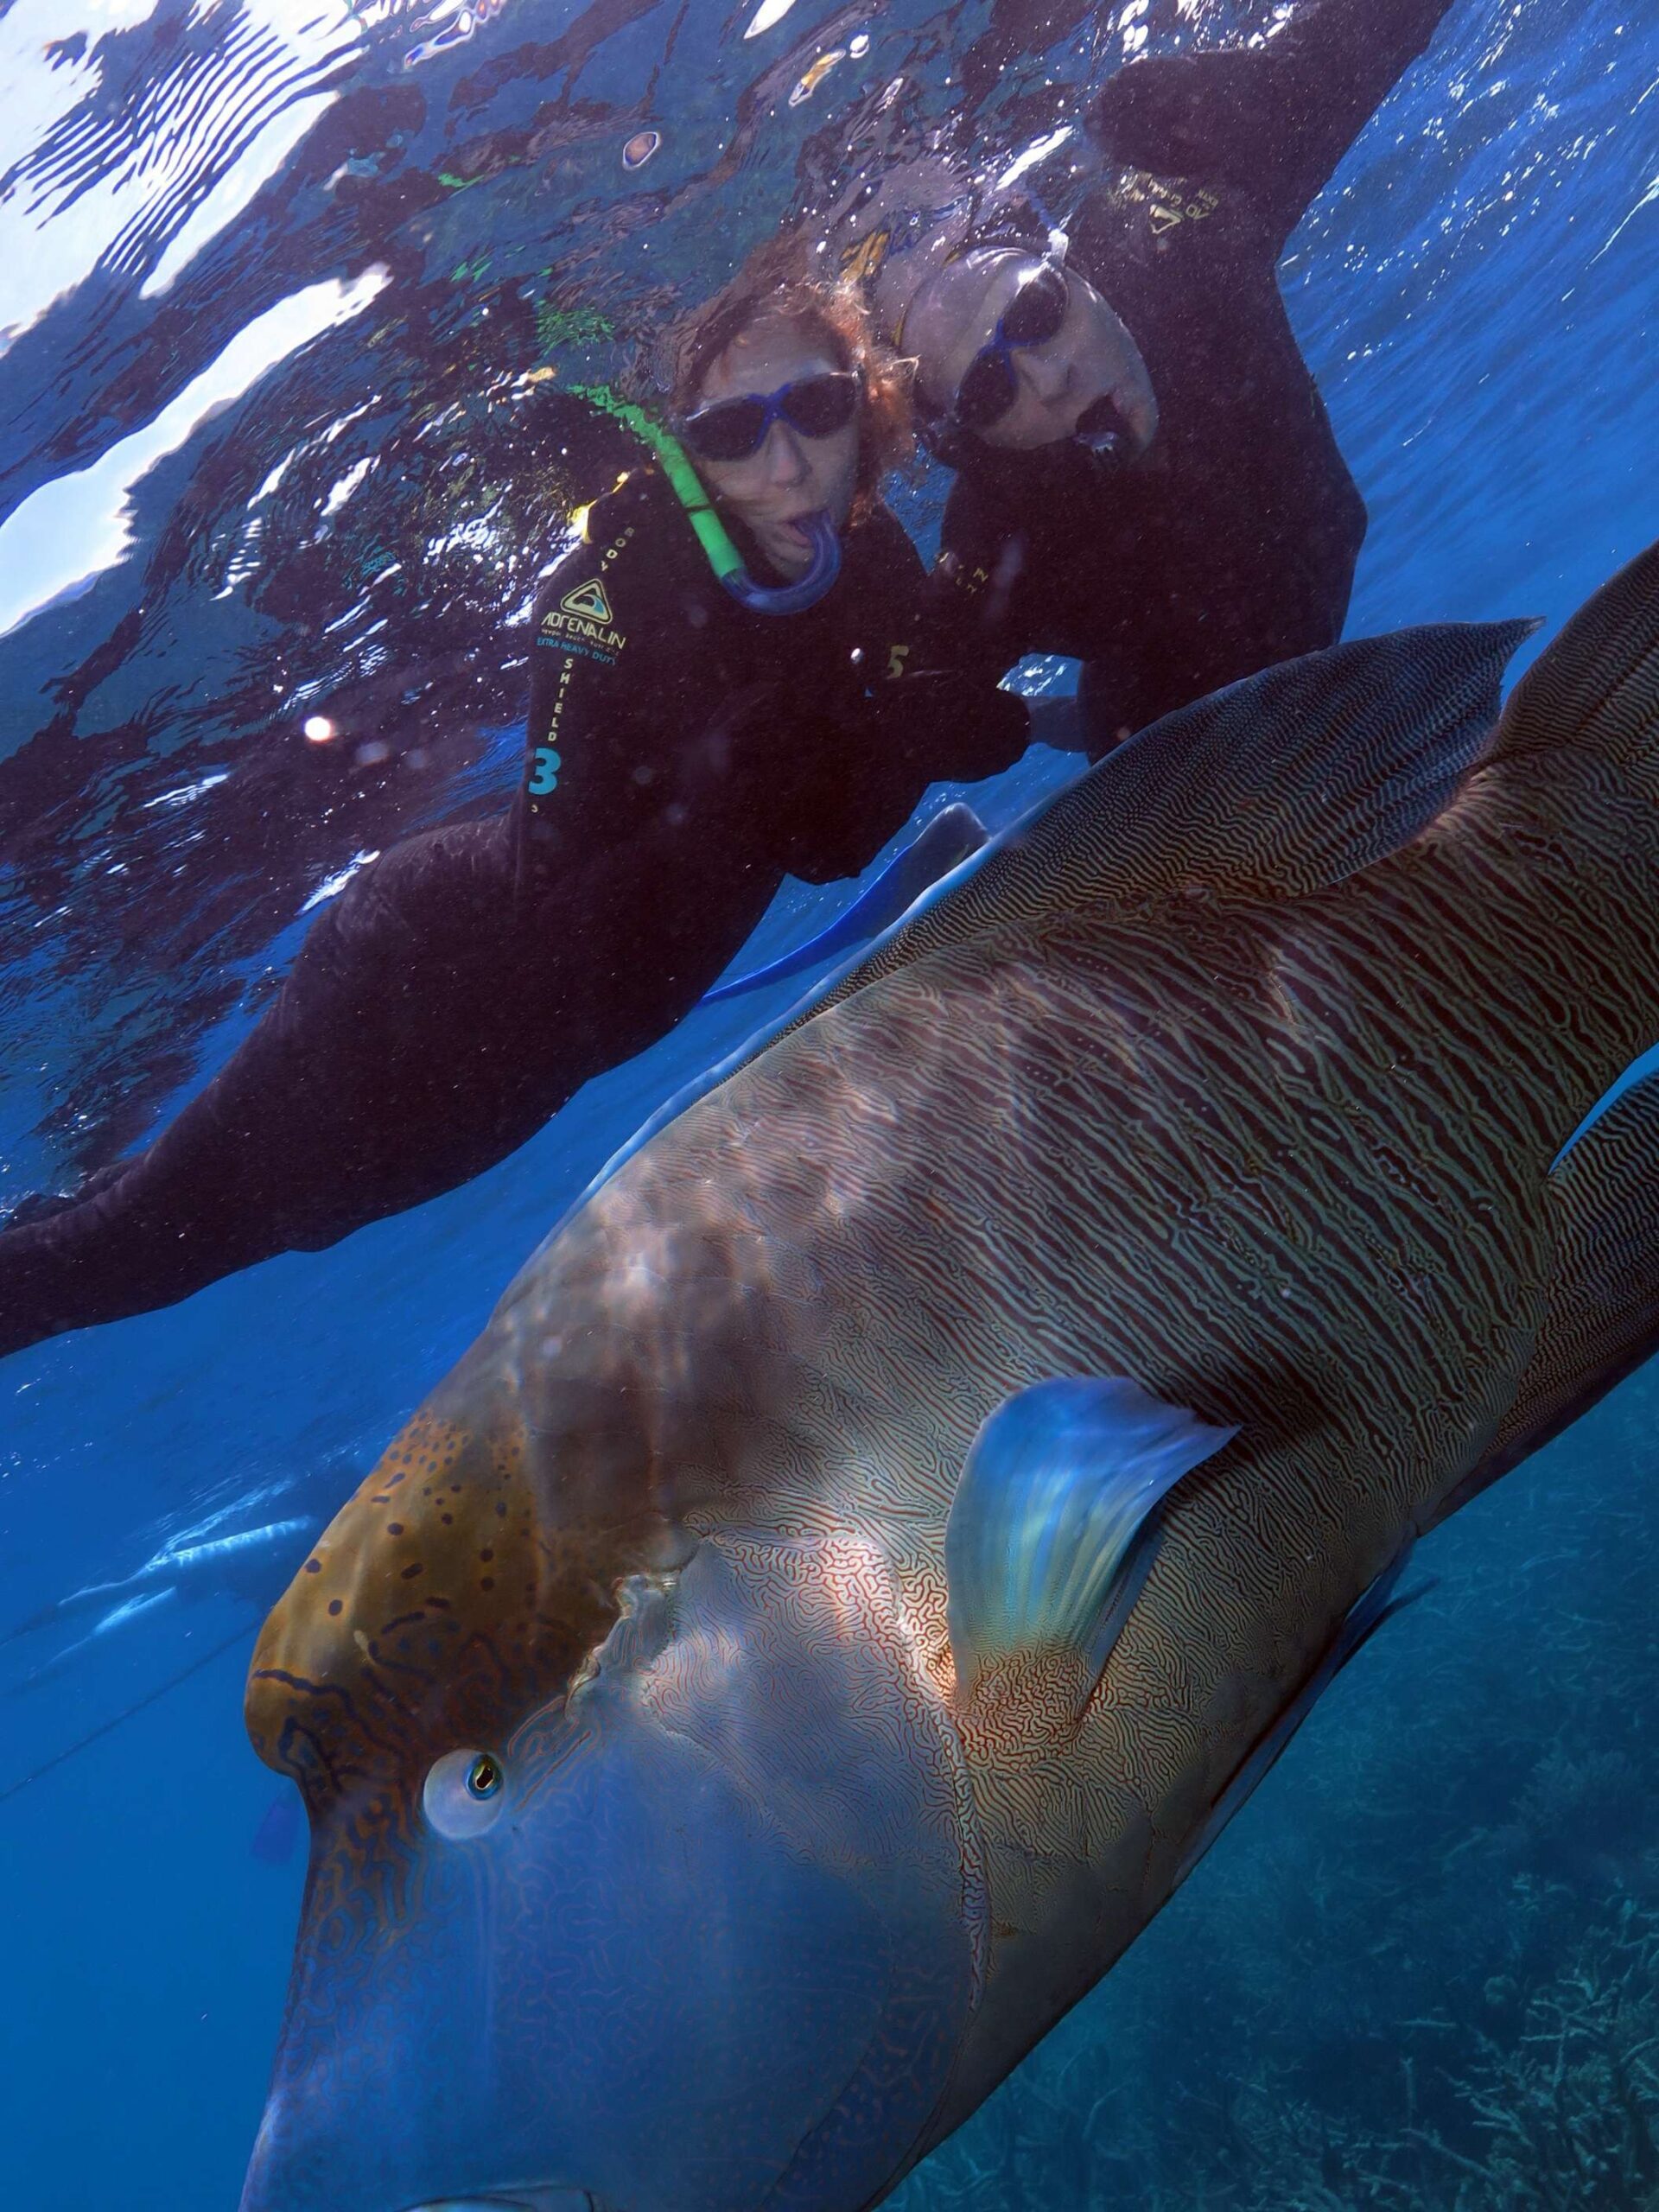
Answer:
[{"xmin": 240, "ymin": 1193, "xmax": 977, "ymax": 2212}]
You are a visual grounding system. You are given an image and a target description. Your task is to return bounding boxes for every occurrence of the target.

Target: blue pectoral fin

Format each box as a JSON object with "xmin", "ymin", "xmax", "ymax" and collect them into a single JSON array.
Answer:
[
  {"xmin": 944, "ymin": 1376, "xmax": 1238, "ymax": 1718},
  {"xmin": 1173, "ymin": 1555, "xmax": 1433, "ymax": 1891},
  {"xmin": 702, "ymin": 804, "xmax": 989, "ymax": 1004}
]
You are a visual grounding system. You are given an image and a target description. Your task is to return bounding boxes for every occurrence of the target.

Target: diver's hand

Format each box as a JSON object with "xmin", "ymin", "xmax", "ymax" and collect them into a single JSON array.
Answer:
[{"xmin": 1020, "ymin": 693, "xmax": 1088, "ymax": 753}]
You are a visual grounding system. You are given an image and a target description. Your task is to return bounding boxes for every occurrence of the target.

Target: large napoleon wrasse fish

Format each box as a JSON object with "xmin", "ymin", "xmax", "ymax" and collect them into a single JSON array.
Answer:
[{"xmin": 240, "ymin": 543, "xmax": 1659, "ymax": 2212}]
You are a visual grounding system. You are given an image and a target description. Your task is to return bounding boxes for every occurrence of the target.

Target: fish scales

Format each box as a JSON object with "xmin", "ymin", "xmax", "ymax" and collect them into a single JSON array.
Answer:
[
  {"xmin": 238, "ymin": 551, "xmax": 1659, "ymax": 2212},
  {"xmin": 385, "ymin": 836, "xmax": 1544, "ymax": 2092},
  {"xmin": 1480, "ymin": 1073, "xmax": 1659, "ymax": 1488}
]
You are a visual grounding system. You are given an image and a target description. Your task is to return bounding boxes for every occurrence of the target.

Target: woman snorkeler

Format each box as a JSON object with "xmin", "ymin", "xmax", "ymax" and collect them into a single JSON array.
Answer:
[{"xmin": 0, "ymin": 253, "xmax": 1044, "ymax": 1359}]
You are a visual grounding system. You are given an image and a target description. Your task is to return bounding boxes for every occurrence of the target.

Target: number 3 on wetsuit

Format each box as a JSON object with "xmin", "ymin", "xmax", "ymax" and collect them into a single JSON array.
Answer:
[{"xmin": 527, "ymin": 747, "xmax": 562, "ymax": 796}]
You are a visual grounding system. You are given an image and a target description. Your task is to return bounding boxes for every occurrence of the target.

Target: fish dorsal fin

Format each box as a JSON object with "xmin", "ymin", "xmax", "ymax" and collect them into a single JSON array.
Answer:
[
  {"xmin": 551, "ymin": 622, "xmax": 1529, "ymax": 1238},
  {"xmin": 790, "ymin": 621, "xmax": 1533, "ymax": 1027},
  {"xmin": 944, "ymin": 1376, "xmax": 1237, "ymax": 1718},
  {"xmin": 1488, "ymin": 536, "xmax": 1659, "ymax": 766}
]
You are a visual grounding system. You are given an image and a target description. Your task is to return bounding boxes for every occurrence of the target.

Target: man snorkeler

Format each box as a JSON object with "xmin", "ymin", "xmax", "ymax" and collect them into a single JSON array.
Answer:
[{"xmin": 835, "ymin": 0, "xmax": 1462, "ymax": 749}]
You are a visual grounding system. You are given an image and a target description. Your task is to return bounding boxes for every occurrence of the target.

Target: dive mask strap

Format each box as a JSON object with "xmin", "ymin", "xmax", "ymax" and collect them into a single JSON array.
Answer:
[{"xmin": 571, "ymin": 384, "xmax": 842, "ymax": 614}]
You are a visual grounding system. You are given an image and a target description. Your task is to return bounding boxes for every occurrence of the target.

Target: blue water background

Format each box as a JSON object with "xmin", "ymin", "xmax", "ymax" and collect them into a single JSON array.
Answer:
[{"xmin": 0, "ymin": 0, "xmax": 1655, "ymax": 2202}]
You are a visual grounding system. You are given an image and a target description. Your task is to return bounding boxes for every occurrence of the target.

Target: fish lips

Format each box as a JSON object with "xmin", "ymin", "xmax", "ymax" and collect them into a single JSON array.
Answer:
[
  {"xmin": 242, "ymin": 1673, "xmax": 954, "ymax": 2212},
  {"xmin": 404, "ymin": 2195, "xmax": 599, "ymax": 2211},
  {"xmin": 244, "ymin": 1541, "xmax": 981, "ymax": 2212}
]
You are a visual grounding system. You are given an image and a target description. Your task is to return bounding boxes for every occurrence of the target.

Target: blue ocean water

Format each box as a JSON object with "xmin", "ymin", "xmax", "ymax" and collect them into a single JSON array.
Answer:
[{"xmin": 0, "ymin": 0, "xmax": 1654, "ymax": 2202}]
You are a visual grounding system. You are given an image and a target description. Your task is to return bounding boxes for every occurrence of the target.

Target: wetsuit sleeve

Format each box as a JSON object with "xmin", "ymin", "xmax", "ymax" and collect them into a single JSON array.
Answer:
[
  {"xmin": 518, "ymin": 475, "xmax": 692, "ymax": 888},
  {"xmin": 881, "ymin": 574, "xmax": 1033, "ymax": 791},
  {"xmin": 825, "ymin": 671, "xmax": 1029, "ymax": 880},
  {"xmin": 1089, "ymin": 0, "xmax": 1458, "ymax": 249},
  {"xmin": 772, "ymin": 511, "xmax": 1033, "ymax": 887},
  {"xmin": 917, "ymin": 477, "xmax": 1027, "ymax": 692},
  {"xmin": 0, "ymin": 821, "xmax": 575, "ymax": 1360}
]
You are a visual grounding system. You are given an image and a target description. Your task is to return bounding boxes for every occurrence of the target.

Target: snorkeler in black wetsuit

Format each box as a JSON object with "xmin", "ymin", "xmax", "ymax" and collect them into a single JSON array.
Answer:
[
  {"xmin": 858, "ymin": 0, "xmax": 1460, "ymax": 748},
  {"xmin": 0, "ymin": 277, "xmax": 1031, "ymax": 1361}
]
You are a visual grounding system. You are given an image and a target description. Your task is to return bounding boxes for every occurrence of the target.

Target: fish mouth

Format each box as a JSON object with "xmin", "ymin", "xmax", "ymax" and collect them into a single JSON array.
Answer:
[{"xmin": 404, "ymin": 2193, "xmax": 598, "ymax": 2211}]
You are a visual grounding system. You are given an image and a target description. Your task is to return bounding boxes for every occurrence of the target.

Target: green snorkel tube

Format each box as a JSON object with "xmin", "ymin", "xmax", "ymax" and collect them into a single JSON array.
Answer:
[{"xmin": 573, "ymin": 384, "xmax": 842, "ymax": 615}]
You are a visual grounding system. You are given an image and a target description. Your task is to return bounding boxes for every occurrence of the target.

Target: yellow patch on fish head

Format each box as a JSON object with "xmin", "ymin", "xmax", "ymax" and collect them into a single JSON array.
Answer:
[{"xmin": 243, "ymin": 1406, "xmax": 621, "ymax": 1816}]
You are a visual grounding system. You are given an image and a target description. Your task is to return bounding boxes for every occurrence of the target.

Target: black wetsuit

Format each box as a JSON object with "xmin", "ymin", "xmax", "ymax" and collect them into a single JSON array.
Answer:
[
  {"xmin": 931, "ymin": 0, "xmax": 1458, "ymax": 747},
  {"xmin": 0, "ymin": 465, "xmax": 1027, "ymax": 1357}
]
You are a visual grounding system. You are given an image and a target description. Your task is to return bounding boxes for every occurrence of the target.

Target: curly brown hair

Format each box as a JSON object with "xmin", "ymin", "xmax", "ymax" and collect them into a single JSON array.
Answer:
[{"xmin": 658, "ymin": 233, "xmax": 915, "ymax": 524}]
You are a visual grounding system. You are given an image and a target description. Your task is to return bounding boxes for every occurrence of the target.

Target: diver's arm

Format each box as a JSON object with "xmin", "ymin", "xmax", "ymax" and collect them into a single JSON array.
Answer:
[
  {"xmin": 0, "ymin": 823, "xmax": 575, "ymax": 1360},
  {"xmin": 916, "ymin": 480, "xmax": 1029, "ymax": 697},
  {"xmin": 772, "ymin": 507, "xmax": 1037, "ymax": 885},
  {"xmin": 912, "ymin": 499, "xmax": 1094, "ymax": 762},
  {"xmin": 517, "ymin": 473, "xmax": 688, "ymax": 889},
  {"xmin": 1089, "ymin": 0, "xmax": 1459, "ymax": 248},
  {"xmin": 776, "ymin": 670, "xmax": 1032, "ymax": 888},
  {"xmin": 862, "ymin": 500, "xmax": 1041, "ymax": 781}
]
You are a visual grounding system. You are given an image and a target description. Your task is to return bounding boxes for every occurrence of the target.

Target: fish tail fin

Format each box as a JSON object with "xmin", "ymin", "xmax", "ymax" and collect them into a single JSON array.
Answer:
[{"xmin": 1491, "ymin": 537, "xmax": 1659, "ymax": 769}]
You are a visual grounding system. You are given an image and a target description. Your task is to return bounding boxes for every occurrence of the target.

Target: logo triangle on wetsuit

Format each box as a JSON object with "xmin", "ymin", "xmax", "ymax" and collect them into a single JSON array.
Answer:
[{"xmin": 561, "ymin": 578, "xmax": 613, "ymax": 623}]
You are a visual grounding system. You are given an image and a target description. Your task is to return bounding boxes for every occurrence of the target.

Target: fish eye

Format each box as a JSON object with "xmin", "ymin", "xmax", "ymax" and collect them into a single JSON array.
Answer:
[{"xmin": 423, "ymin": 1746, "xmax": 510, "ymax": 1841}]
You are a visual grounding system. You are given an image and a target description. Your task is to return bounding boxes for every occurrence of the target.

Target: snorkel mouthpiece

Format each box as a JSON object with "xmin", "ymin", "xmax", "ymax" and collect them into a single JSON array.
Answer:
[
  {"xmin": 570, "ymin": 385, "xmax": 842, "ymax": 614},
  {"xmin": 1073, "ymin": 393, "xmax": 1132, "ymax": 461},
  {"xmin": 720, "ymin": 510, "xmax": 842, "ymax": 615},
  {"xmin": 1077, "ymin": 425, "xmax": 1124, "ymax": 460}
]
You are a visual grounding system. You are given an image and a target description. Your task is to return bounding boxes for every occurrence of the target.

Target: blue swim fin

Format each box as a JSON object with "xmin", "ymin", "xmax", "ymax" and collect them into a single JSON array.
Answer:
[
  {"xmin": 944, "ymin": 1376, "xmax": 1238, "ymax": 1717},
  {"xmin": 702, "ymin": 804, "xmax": 988, "ymax": 1003}
]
